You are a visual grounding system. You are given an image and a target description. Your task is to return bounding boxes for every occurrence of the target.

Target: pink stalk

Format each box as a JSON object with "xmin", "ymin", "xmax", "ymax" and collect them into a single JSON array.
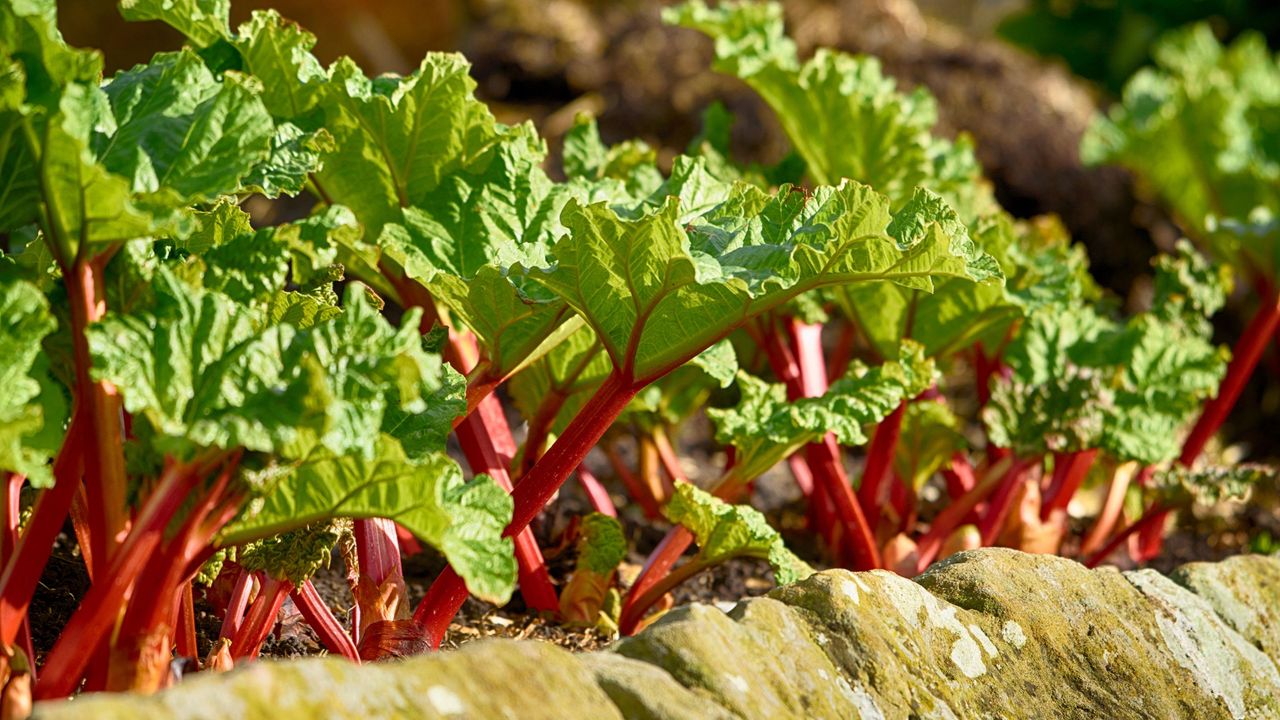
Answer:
[
  {"xmin": 1040, "ymin": 448, "xmax": 1099, "ymax": 521},
  {"xmin": 941, "ymin": 452, "xmax": 976, "ymax": 499},
  {"xmin": 1084, "ymin": 503, "xmax": 1169, "ymax": 568},
  {"xmin": 977, "ymin": 458, "xmax": 1037, "ymax": 545},
  {"xmin": 447, "ymin": 330, "xmax": 558, "ymax": 610},
  {"xmin": 618, "ymin": 526, "xmax": 695, "ymax": 635},
  {"xmin": 414, "ymin": 371, "xmax": 641, "ymax": 648},
  {"xmin": 575, "ymin": 465, "xmax": 617, "ymax": 517},
  {"xmin": 856, "ymin": 402, "xmax": 906, "ymax": 525},
  {"xmin": 1180, "ymin": 285, "xmax": 1280, "ymax": 465},
  {"xmin": 291, "ymin": 580, "xmax": 360, "ymax": 662},
  {"xmin": 914, "ymin": 458, "xmax": 1012, "ymax": 571},
  {"xmin": 229, "ymin": 576, "xmax": 291, "ymax": 660},
  {"xmin": 35, "ymin": 454, "xmax": 217, "ymax": 698},
  {"xmin": 1080, "ymin": 463, "xmax": 1143, "ymax": 556},
  {"xmin": 220, "ymin": 569, "xmax": 254, "ymax": 640},
  {"xmin": 769, "ymin": 319, "xmax": 879, "ymax": 569},
  {"xmin": 395, "ymin": 524, "xmax": 423, "ymax": 557},
  {"xmin": 176, "ymin": 584, "xmax": 197, "ymax": 660}
]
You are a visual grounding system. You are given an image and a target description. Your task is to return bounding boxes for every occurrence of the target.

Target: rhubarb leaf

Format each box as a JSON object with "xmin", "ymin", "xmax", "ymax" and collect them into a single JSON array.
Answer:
[
  {"xmin": 664, "ymin": 482, "xmax": 812, "ymax": 585},
  {"xmin": 1151, "ymin": 239, "xmax": 1232, "ymax": 337},
  {"xmin": 222, "ymin": 437, "xmax": 516, "ymax": 604},
  {"xmin": 530, "ymin": 180, "xmax": 998, "ymax": 384},
  {"xmin": 1083, "ymin": 24, "xmax": 1280, "ymax": 274},
  {"xmin": 236, "ymin": 521, "xmax": 340, "ymax": 585},
  {"xmin": 88, "ymin": 268, "xmax": 319, "ymax": 458},
  {"xmin": 710, "ymin": 342, "xmax": 935, "ymax": 482},
  {"xmin": 561, "ymin": 513, "xmax": 626, "ymax": 626},
  {"xmin": 314, "ymin": 54, "xmax": 510, "ymax": 237},
  {"xmin": 0, "ymin": 276, "xmax": 65, "ymax": 486},
  {"xmin": 667, "ymin": 0, "xmax": 993, "ymax": 217},
  {"xmin": 984, "ymin": 302, "xmax": 1227, "ymax": 463},
  {"xmin": 118, "ymin": 0, "xmax": 230, "ymax": 48},
  {"xmin": 1151, "ymin": 464, "xmax": 1275, "ymax": 508},
  {"xmin": 95, "ymin": 49, "xmax": 275, "ymax": 202},
  {"xmin": 893, "ymin": 401, "xmax": 966, "ymax": 491},
  {"xmin": 232, "ymin": 9, "xmax": 325, "ymax": 119}
]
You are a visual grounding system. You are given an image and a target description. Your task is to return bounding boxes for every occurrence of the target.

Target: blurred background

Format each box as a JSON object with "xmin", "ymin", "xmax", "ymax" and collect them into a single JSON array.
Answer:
[{"xmin": 59, "ymin": 0, "xmax": 1280, "ymax": 449}]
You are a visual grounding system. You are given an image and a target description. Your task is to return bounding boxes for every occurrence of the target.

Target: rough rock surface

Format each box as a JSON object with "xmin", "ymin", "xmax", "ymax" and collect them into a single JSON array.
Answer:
[{"xmin": 34, "ymin": 549, "xmax": 1280, "ymax": 720}]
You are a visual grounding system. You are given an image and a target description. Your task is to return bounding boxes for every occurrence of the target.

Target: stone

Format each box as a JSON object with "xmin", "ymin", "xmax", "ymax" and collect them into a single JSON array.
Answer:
[
  {"xmin": 915, "ymin": 548, "xmax": 1236, "ymax": 718},
  {"xmin": 31, "ymin": 550, "xmax": 1280, "ymax": 720},
  {"xmin": 33, "ymin": 640, "xmax": 623, "ymax": 720},
  {"xmin": 1125, "ymin": 569, "xmax": 1280, "ymax": 719},
  {"xmin": 612, "ymin": 599, "xmax": 863, "ymax": 719},
  {"xmin": 580, "ymin": 652, "xmax": 737, "ymax": 720},
  {"xmin": 1170, "ymin": 554, "xmax": 1280, "ymax": 662}
]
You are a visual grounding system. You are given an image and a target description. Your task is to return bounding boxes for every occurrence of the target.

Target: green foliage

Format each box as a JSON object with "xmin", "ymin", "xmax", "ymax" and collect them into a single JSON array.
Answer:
[
  {"xmin": 664, "ymin": 482, "xmax": 812, "ymax": 584},
  {"xmin": 560, "ymin": 513, "xmax": 627, "ymax": 628},
  {"xmin": 0, "ymin": 276, "xmax": 65, "ymax": 486},
  {"xmin": 1151, "ymin": 464, "xmax": 1275, "ymax": 507},
  {"xmin": 667, "ymin": 0, "xmax": 993, "ymax": 218},
  {"xmin": 984, "ymin": 302, "xmax": 1227, "ymax": 463},
  {"xmin": 1084, "ymin": 24, "xmax": 1280, "ymax": 277},
  {"xmin": 710, "ymin": 342, "xmax": 936, "ymax": 483}
]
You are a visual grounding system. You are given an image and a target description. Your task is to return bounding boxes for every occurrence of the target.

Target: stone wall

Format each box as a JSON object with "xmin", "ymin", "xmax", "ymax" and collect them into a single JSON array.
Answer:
[{"xmin": 33, "ymin": 549, "xmax": 1280, "ymax": 719}]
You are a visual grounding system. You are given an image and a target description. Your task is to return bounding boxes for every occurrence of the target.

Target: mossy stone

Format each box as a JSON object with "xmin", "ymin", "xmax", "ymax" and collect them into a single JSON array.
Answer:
[
  {"xmin": 1170, "ymin": 554, "xmax": 1280, "ymax": 661},
  {"xmin": 33, "ymin": 640, "xmax": 622, "ymax": 720}
]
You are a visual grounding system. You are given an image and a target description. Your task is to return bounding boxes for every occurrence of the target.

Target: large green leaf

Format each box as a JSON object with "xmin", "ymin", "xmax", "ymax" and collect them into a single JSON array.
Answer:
[
  {"xmin": 232, "ymin": 10, "xmax": 325, "ymax": 120},
  {"xmin": 529, "ymin": 179, "xmax": 999, "ymax": 384},
  {"xmin": 313, "ymin": 54, "xmax": 510, "ymax": 237},
  {"xmin": 221, "ymin": 436, "xmax": 516, "ymax": 604},
  {"xmin": 0, "ymin": 276, "xmax": 65, "ymax": 486},
  {"xmin": 1083, "ymin": 24, "xmax": 1280, "ymax": 276},
  {"xmin": 983, "ymin": 302, "xmax": 1227, "ymax": 463},
  {"xmin": 95, "ymin": 49, "xmax": 275, "ymax": 202},
  {"xmin": 117, "ymin": 0, "xmax": 229, "ymax": 49},
  {"xmin": 666, "ymin": 1, "xmax": 993, "ymax": 218}
]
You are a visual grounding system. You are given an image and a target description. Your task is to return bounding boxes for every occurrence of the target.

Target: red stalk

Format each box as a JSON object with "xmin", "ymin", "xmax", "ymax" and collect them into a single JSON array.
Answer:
[
  {"xmin": 616, "ymin": 559, "xmax": 708, "ymax": 633},
  {"xmin": 1180, "ymin": 285, "xmax": 1280, "ymax": 465},
  {"xmin": 618, "ymin": 527, "xmax": 694, "ymax": 635},
  {"xmin": 636, "ymin": 434, "xmax": 672, "ymax": 509},
  {"xmin": 1084, "ymin": 503, "xmax": 1169, "ymax": 568},
  {"xmin": 0, "ymin": 384, "xmax": 88, "ymax": 649},
  {"xmin": 291, "ymin": 581, "xmax": 360, "ymax": 662},
  {"xmin": 352, "ymin": 517, "xmax": 409, "ymax": 638},
  {"xmin": 175, "ymin": 584, "xmax": 197, "ymax": 660},
  {"xmin": 65, "ymin": 257, "xmax": 128, "ymax": 575},
  {"xmin": 220, "ymin": 569, "xmax": 254, "ymax": 640},
  {"xmin": 575, "ymin": 465, "xmax": 617, "ymax": 517},
  {"xmin": 652, "ymin": 426, "xmax": 685, "ymax": 490},
  {"xmin": 1134, "ymin": 507, "xmax": 1172, "ymax": 562},
  {"xmin": 414, "ymin": 371, "xmax": 641, "ymax": 648},
  {"xmin": 449, "ymin": 332, "xmax": 558, "ymax": 611},
  {"xmin": 1040, "ymin": 448, "xmax": 1099, "ymax": 521},
  {"xmin": 229, "ymin": 576, "xmax": 291, "ymax": 660},
  {"xmin": 941, "ymin": 452, "xmax": 976, "ymax": 499},
  {"xmin": 454, "ymin": 393, "xmax": 559, "ymax": 613},
  {"xmin": 767, "ymin": 319, "xmax": 879, "ymax": 569},
  {"xmin": 1080, "ymin": 463, "xmax": 1142, "ymax": 556},
  {"xmin": 35, "ymin": 455, "xmax": 212, "ymax": 698},
  {"xmin": 977, "ymin": 458, "xmax": 1037, "ymax": 546},
  {"xmin": 804, "ymin": 436, "xmax": 881, "ymax": 570},
  {"xmin": 856, "ymin": 402, "xmax": 906, "ymax": 525}
]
